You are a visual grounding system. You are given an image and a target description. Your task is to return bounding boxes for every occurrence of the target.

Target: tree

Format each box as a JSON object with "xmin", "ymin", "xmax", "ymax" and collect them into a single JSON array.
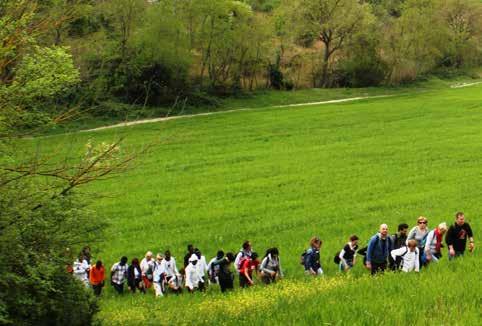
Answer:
[
  {"xmin": 438, "ymin": 0, "xmax": 482, "ymax": 68},
  {"xmin": 284, "ymin": 0, "xmax": 373, "ymax": 87}
]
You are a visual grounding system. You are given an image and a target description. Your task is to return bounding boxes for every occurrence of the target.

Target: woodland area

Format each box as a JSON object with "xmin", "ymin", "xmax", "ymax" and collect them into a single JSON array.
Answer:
[{"xmin": 0, "ymin": 0, "xmax": 481, "ymax": 325}]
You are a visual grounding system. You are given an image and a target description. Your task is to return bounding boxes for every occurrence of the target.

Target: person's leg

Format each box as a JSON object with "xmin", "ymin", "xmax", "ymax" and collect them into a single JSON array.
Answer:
[
  {"xmin": 154, "ymin": 282, "xmax": 163, "ymax": 297},
  {"xmin": 114, "ymin": 283, "xmax": 124, "ymax": 294},
  {"xmin": 93, "ymin": 284, "xmax": 101, "ymax": 296}
]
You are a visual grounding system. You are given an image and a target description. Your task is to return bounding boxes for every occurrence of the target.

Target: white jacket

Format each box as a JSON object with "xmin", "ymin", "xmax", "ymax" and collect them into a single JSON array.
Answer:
[
  {"xmin": 391, "ymin": 247, "xmax": 419, "ymax": 272},
  {"xmin": 160, "ymin": 257, "xmax": 179, "ymax": 278},
  {"xmin": 196, "ymin": 256, "xmax": 208, "ymax": 278},
  {"xmin": 185, "ymin": 263, "xmax": 202, "ymax": 290}
]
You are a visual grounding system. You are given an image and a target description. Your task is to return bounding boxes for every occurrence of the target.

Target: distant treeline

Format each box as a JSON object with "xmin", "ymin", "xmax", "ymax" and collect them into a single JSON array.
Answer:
[{"xmin": 1, "ymin": 0, "xmax": 481, "ymax": 109}]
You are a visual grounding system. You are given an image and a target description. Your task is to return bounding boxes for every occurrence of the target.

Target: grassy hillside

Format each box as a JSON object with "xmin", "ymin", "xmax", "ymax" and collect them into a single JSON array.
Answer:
[{"xmin": 29, "ymin": 82, "xmax": 482, "ymax": 325}]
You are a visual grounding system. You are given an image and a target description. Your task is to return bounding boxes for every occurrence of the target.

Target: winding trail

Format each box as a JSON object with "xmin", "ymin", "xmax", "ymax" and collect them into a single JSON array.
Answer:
[{"xmin": 83, "ymin": 95, "xmax": 392, "ymax": 133}]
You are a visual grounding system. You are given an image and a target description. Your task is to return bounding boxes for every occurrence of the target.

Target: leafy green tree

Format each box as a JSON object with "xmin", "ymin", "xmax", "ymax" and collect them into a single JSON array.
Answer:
[{"xmin": 284, "ymin": 0, "xmax": 374, "ymax": 87}]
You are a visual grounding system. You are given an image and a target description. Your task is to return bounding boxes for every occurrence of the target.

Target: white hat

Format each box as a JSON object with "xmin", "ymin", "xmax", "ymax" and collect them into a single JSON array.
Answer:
[{"xmin": 189, "ymin": 254, "xmax": 198, "ymax": 262}]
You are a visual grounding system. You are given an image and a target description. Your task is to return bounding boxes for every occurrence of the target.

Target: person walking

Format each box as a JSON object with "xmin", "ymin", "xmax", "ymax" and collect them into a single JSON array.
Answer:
[
  {"xmin": 366, "ymin": 224, "xmax": 392, "ymax": 275},
  {"xmin": 207, "ymin": 250, "xmax": 224, "ymax": 284},
  {"xmin": 338, "ymin": 235, "xmax": 359, "ymax": 272},
  {"xmin": 424, "ymin": 222, "xmax": 448, "ymax": 264},
  {"xmin": 407, "ymin": 216, "xmax": 430, "ymax": 266},
  {"xmin": 127, "ymin": 258, "xmax": 145, "ymax": 294},
  {"xmin": 89, "ymin": 260, "xmax": 105, "ymax": 296},
  {"xmin": 73, "ymin": 254, "xmax": 90, "ymax": 287},
  {"xmin": 111, "ymin": 256, "xmax": 128, "ymax": 294},
  {"xmin": 235, "ymin": 240, "xmax": 253, "ymax": 273},
  {"xmin": 194, "ymin": 248, "xmax": 208, "ymax": 291},
  {"xmin": 183, "ymin": 244, "xmax": 195, "ymax": 268},
  {"xmin": 303, "ymin": 237, "xmax": 323, "ymax": 276},
  {"xmin": 185, "ymin": 254, "xmax": 202, "ymax": 292},
  {"xmin": 260, "ymin": 248, "xmax": 283, "ymax": 284},
  {"xmin": 140, "ymin": 251, "xmax": 155, "ymax": 289},
  {"xmin": 152, "ymin": 253, "xmax": 164, "ymax": 297},
  {"xmin": 389, "ymin": 223, "xmax": 409, "ymax": 270},
  {"xmin": 217, "ymin": 252, "xmax": 235, "ymax": 293},
  {"xmin": 390, "ymin": 239, "xmax": 420, "ymax": 273},
  {"xmin": 446, "ymin": 212, "xmax": 475, "ymax": 259},
  {"xmin": 239, "ymin": 252, "xmax": 260, "ymax": 288},
  {"xmin": 160, "ymin": 250, "xmax": 182, "ymax": 294}
]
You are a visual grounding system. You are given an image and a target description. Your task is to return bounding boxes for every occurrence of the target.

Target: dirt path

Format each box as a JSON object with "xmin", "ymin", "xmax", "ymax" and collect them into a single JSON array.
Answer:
[
  {"xmin": 83, "ymin": 95, "xmax": 392, "ymax": 133},
  {"xmin": 450, "ymin": 81, "xmax": 482, "ymax": 89}
]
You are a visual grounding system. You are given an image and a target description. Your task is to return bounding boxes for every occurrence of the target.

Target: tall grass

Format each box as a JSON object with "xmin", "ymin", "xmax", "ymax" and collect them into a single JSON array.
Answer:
[{"xmin": 28, "ymin": 81, "xmax": 482, "ymax": 325}]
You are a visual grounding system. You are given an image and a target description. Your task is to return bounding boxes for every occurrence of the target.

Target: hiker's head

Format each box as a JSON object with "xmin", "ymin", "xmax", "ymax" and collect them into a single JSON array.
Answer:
[
  {"xmin": 310, "ymin": 236, "xmax": 322, "ymax": 249},
  {"xmin": 120, "ymin": 256, "xmax": 128, "ymax": 265},
  {"xmin": 379, "ymin": 224, "xmax": 389, "ymax": 237},
  {"xmin": 131, "ymin": 258, "xmax": 140, "ymax": 266},
  {"xmin": 438, "ymin": 222, "xmax": 448, "ymax": 234},
  {"xmin": 398, "ymin": 223, "xmax": 409, "ymax": 236},
  {"xmin": 251, "ymin": 252, "xmax": 259, "ymax": 260},
  {"xmin": 194, "ymin": 248, "xmax": 201, "ymax": 258},
  {"xmin": 407, "ymin": 239, "xmax": 417, "ymax": 251},
  {"xmin": 225, "ymin": 252, "xmax": 235, "ymax": 262},
  {"xmin": 156, "ymin": 253, "xmax": 163, "ymax": 262},
  {"xmin": 270, "ymin": 247, "xmax": 279, "ymax": 259},
  {"xmin": 455, "ymin": 212, "xmax": 465, "ymax": 226},
  {"xmin": 216, "ymin": 250, "xmax": 224, "ymax": 259},
  {"xmin": 242, "ymin": 240, "xmax": 251, "ymax": 251},
  {"xmin": 95, "ymin": 260, "xmax": 103, "ymax": 269},
  {"xmin": 417, "ymin": 216, "xmax": 428, "ymax": 230},
  {"xmin": 164, "ymin": 250, "xmax": 171, "ymax": 260},
  {"xmin": 145, "ymin": 251, "xmax": 153, "ymax": 260},
  {"xmin": 350, "ymin": 235, "xmax": 359, "ymax": 245},
  {"xmin": 189, "ymin": 254, "xmax": 198, "ymax": 265},
  {"xmin": 187, "ymin": 244, "xmax": 194, "ymax": 253}
]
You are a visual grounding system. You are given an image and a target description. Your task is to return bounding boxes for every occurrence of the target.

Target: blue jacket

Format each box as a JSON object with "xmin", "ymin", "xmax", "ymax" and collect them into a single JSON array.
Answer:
[
  {"xmin": 366, "ymin": 233, "xmax": 392, "ymax": 264},
  {"xmin": 304, "ymin": 247, "xmax": 321, "ymax": 271}
]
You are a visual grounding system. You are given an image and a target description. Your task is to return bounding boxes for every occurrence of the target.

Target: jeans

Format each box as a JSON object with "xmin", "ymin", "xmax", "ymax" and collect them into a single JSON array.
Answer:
[{"xmin": 112, "ymin": 282, "xmax": 124, "ymax": 294}]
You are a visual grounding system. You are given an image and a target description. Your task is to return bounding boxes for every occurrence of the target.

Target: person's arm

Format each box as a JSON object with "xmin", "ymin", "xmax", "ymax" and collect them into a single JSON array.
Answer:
[
  {"xmin": 366, "ymin": 237, "xmax": 375, "ymax": 267},
  {"xmin": 260, "ymin": 257, "xmax": 269, "ymax": 273},
  {"xmin": 467, "ymin": 224, "xmax": 475, "ymax": 252},
  {"xmin": 234, "ymin": 252, "xmax": 242, "ymax": 269},
  {"xmin": 243, "ymin": 264, "xmax": 253, "ymax": 284},
  {"xmin": 390, "ymin": 247, "xmax": 405, "ymax": 261},
  {"xmin": 415, "ymin": 249, "xmax": 420, "ymax": 272},
  {"xmin": 424, "ymin": 231, "xmax": 435, "ymax": 260},
  {"xmin": 446, "ymin": 227, "xmax": 456, "ymax": 256}
]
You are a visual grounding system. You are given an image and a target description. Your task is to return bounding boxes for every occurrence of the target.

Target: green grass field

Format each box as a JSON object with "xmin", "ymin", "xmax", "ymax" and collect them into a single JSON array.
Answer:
[{"xmin": 30, "ymin": 80, "xmax": 482, "ymax": 325}]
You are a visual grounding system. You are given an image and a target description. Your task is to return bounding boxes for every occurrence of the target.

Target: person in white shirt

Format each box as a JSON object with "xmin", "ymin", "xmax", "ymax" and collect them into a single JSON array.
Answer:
[
  {"xmin": 424, "ymin": 222, "xmax": 448, "ymax": 264},
  {"xmin": 160, "ymin": 250, "xmax": 182, "ymax": 293},
  {"xmin": 73, "ymin": 255, "xmax": 90, "ymax": 287},
  {"xmin": 391, "ymin": 239, "xmax": 420, "ymax": 272},
  {"xmin": 140, "ymin": 251, "xmax": 155, "ymax": 289},
  {"xmin": 194, "ymin": 248, "xmax": 208, "ymax": 291},
  {"xmin": 185, "ymin": 254, "xmax": 202, "ymax": 292},
  {"xmin": 234, "ymin": 240, "xmax": 252, "ymax": 273},
  {"xmin": 152, "ymin": 254, "xmax": 164, "ymax": 297}
]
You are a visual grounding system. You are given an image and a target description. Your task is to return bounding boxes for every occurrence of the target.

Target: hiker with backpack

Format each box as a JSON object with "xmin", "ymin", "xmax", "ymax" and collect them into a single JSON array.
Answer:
[
  {"xmin": 407, "ymin": 216, "xmax": 430, "ymax": 266},
  {"xmin": 366, "ymin": 224, "xmax": 393, "ymax": 275},
  {"xmin": 260, "ymin": 248, "xmax": 283, "ymax": 284},
  {"xmin": 110, "ymin": 256, "xmax": 128, "ymax": 294},
  {"xmin": 303, "ymin": 236, "xmax": 323, "ymax": 276},
  {"xmin": 390, "ymin": 239, "xmax": 420, "ymax": 272},
  {"xmin": 235, "ymin": 240, "xmax": 253, "ymax": 274},
  {"xmin": 388, "ymin": 223, "xmax": 409, "ymax": 270},
  {"xmin": 160, "ymin": 250, "xmax": 182, "ymax": 294},
  {"xmin": 217, "ymin": 252, "xmax": 236, "ymax": 293},
  {"xmin": 239, "ymin": 252, "xmax": 260, "ymax": 287},
  {"xmin": 140, "ymin": 251, "xmax": 155, "ymax": 289},
  {"xmin": 446, "ymin": 212, "xmax": 475, "ymax": 260},
  {"xmin": 424, "ymin": 222, "xmax": 448, "ymax": 264},
  {"xmin": 207, "ymin": 250, "xmax": 225, "ymax": 284},
  {"xmin": 335, "ymin": 235, "xmax": 359, "ymax": 272}
]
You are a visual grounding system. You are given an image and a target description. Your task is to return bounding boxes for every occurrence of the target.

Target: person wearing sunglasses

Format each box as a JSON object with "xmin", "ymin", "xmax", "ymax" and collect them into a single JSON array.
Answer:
[{"xmin": 407, "ymin": 216, "xmax": 430, "ymax": 266}]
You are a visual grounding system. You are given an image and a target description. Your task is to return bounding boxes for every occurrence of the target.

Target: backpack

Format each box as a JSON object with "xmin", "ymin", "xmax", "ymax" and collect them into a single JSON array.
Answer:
[
  {"xmin": 300, "ymin": 250, "xmax": 307, "ymax": 265},
  {"xmin": 333, "ymin": 252, "xmax": 341, "ymax": 264}
]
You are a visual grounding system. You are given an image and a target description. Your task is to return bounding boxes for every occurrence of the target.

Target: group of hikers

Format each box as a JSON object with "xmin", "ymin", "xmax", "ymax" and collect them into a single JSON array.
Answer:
[{"xmin": 71, "ymin": 211, "xmax": 474, "ymax": 297}]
